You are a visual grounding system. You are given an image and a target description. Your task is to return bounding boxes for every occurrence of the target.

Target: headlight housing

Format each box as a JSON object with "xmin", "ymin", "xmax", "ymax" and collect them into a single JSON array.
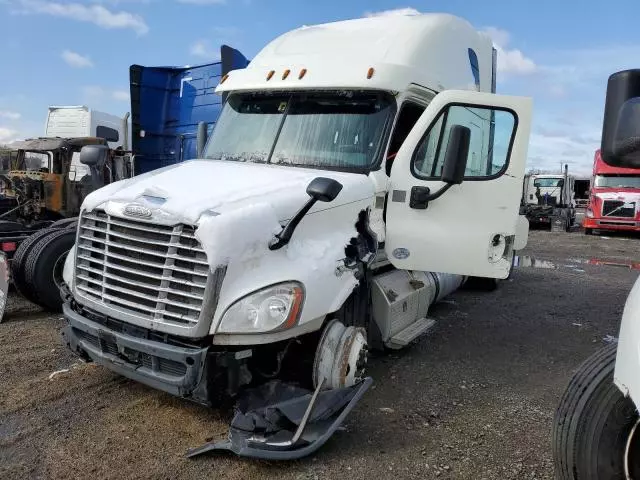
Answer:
[{"xmin": 217, "ymin": 282, "xmax": 304, "ymax": 334}]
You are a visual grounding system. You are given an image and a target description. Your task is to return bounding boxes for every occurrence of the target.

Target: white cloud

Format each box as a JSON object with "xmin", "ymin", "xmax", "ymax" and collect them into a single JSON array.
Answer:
[
  {"xmin": 0, "ymin": 127, "xmax": 19, "ymax": 144},
  {"xmin": 481, "ymin": 27, "xmax": 537, "ymax": 76},
  {"xmin": 61, "ymin": 49, "xmax": 93, "ymax": 68},
  {"xmin": 112, "ymin": 90, "xmax": 130, "ymax": 101},
  {"xmin": 189, "ymin": 39, "xmax": 220, "ymax": 60},
  {"xmin": 0, "ymin": 111, "xmax": 21, "ymax": 120},
  {"xmin": 176, "ymin": 0, "xmax": 225, "ymax": 4},
  {"xmin": 15, "ymin": 0, "xmax": 149, "ymax": 35},
  {"xmin": 364, "ymin": 7, "xmax": 420, "ymax": 17}
]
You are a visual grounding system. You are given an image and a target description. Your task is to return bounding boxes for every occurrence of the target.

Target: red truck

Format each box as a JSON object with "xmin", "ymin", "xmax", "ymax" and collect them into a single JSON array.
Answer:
[{"xmin": 583, "ymin": 148, "xmax": 640, "ymax": 234}]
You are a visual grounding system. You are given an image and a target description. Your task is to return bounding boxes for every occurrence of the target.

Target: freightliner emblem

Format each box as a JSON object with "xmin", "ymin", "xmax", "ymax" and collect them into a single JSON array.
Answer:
[{"xmin": 123, "ymin": 204, "xmax": 152, "ymax": 219}]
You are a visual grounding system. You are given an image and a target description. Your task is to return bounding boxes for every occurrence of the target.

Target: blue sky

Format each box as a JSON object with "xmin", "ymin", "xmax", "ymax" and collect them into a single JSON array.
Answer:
[{"xmin": 1, "ymin": 0, "xmax": 640, "ymax": 175}]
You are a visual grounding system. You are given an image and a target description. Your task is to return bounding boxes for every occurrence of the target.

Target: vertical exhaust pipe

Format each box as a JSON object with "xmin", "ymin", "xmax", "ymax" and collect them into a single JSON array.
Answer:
[{"xmin": 122, "ymin": 112, "xmax": 130, "ymax": 151}]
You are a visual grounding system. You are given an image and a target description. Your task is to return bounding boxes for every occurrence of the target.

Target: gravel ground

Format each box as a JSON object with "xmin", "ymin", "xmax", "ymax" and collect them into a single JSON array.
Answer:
[{"xmin": 1, "ymin": 227, "xmax": 638, "ymax": 479}]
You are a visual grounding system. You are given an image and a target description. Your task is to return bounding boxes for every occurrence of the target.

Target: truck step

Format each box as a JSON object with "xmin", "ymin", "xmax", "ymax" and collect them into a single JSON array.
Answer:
[{"xmin": 386, "ymin": 317, "xmax": 436, "ymax": 349}]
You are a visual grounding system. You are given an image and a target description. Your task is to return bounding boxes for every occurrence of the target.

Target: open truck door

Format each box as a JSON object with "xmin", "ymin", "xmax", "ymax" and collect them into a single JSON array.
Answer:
[{"xmin": 386, "ymin": 90, "xmax": 533, "ymax": 279}]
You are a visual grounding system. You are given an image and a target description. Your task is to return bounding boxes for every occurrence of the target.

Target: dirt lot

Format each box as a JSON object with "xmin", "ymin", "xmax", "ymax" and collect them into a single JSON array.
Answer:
[{"xmin": 1, "ymin": 227, "xmax": 639, "ymax": 480}]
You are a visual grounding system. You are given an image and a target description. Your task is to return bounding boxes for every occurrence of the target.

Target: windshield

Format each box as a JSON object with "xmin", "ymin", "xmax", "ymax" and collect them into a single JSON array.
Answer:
[
  {"xmin": 534, "ymin": 177, "xmax": 563, "ymax": 187},
  {"xmin": 594, "ymin": 174, "xmax": 640, "ymax": 189},
  {"xmin": 204, "ymin": 91, "xmax": 394, "ymax": 171}
]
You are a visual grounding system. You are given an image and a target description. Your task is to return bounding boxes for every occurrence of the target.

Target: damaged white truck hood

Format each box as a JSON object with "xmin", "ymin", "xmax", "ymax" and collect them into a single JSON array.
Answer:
[{"xmin": 82, "ymin": 159, "xmax": 374, "ymax": 270}]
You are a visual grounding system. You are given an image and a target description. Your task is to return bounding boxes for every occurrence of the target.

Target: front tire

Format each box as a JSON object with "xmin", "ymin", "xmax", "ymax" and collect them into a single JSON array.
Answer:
[
  {"xmin": 585, "ymin": 228, "xmax": 593, "ymax": 235},
  {"xmin": 553, "ymin": 344, "xmax": 640, "ymax": 479}
]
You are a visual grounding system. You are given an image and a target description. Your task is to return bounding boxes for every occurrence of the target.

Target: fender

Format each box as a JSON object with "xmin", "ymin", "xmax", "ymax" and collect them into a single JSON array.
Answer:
[{"xmin": 614, "ymin": 275, "xmax": 640, "ymax": 408}]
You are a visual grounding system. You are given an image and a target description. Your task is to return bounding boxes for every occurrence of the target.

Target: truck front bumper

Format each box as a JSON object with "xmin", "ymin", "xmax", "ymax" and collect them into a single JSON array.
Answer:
[
  {"xmin": 583, "ymin": 217, "xmax": 640, "ymax": 232},
  {"xmin": 62, "ymin": 302, "xmax": 242, "ymax": 406}
]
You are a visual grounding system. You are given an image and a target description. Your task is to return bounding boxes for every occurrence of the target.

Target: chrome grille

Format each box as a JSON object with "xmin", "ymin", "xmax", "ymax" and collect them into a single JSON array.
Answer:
[{"xmin": 75, "ymin": 210, "xmax": 209, "ymax": 326}]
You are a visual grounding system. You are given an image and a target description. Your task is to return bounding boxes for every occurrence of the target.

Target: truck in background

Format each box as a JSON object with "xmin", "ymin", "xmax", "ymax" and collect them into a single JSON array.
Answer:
[
  {"xmin": 574, "ymin": 176, "xmax": 591, "ymax": 208},
  {"xmin": 520, "ymin": 165, "xmax": 576, "ymax": 231},
  {"xmin": 583, "ymin": 148, "xmax": 640, "ymax": 235},
  {"xmin": 45, "ymin": 106, "xmax": 128, "ymax": 149},
  {"xmin": 60, "ymin": 13, "xmax": 533, "ymax": 458},
  {"xmin": 129, "ymin": 45, "xmax": 248, "ymax": 175}
]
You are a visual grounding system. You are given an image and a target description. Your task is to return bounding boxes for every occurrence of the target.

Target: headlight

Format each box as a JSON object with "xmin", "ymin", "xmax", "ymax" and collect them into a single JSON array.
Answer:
[
  {"xmin": 217, "ymin": 282, "xmax": 304, "ymax": 334},
  {"xmin": 63, "ymin": 245, "xmax": 76, "ymax": 288},
  {"xmin": 586, "ymin": 208, "xmax": 594, "ymax": 218}
]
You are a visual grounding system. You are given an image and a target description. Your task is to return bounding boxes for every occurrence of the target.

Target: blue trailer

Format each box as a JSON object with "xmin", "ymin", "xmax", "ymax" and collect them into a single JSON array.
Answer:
[{"xmin": 129, "ymin": 45, "xmax": 249, "ymax": 175}]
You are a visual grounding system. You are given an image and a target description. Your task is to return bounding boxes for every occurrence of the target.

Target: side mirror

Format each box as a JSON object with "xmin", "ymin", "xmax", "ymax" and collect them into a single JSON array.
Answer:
[
  {"xmin": 441, "ymin": 125, "xmax": 471, "ymax": 184},
  {"xmin": 602, "ymin": 69, "xmax": 640, "ymax": 168},
  {"xmin": 80, "ymin": 145, "xmax": 109, "ymax": 168},
  {"xmin": 306, "ymin": 177, "xmax": 343, "ymax": 202},
  {"xmin": 196, "ymin": 121, "xmax": 208, "ymax": 158},
  {"xmin": 269, "ymin": 177, "xmax": 344, "ymax": 250}
]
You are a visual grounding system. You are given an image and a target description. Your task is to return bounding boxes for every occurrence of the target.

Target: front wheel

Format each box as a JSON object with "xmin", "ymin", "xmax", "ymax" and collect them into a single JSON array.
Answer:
[
  {"xmin": 552, "ymin": 344, "xmax": 640, "ymax": 479},
  {"xmin": 585, "ymin": 228, "xmax": 593, "ymax": 235}
]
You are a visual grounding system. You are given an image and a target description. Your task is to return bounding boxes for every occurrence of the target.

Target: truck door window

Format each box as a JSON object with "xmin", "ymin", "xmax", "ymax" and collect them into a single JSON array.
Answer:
[
  {"xmin": 412, "ymin": 105, "xmax": 515, "ymax": 180},
  {"xmin": 386, "ymin": 101, "xmax": 426, "ymax": 175}
]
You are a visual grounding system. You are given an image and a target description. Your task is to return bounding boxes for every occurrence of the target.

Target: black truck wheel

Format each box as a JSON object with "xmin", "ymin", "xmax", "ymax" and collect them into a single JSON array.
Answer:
[
  {"xmin": 11, "ymin": 227, "xmax": 62, "ymax": 302},
  {"xmin": 23, "ymin": 229, "xmax": 76, "ymax": 312},
  {"xmin": 553, "ymin": 343, "xmax": 640, "ymax": 479}
]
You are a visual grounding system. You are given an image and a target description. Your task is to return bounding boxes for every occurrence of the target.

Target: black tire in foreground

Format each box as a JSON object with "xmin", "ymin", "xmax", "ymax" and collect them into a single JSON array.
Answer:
[
  {"xmin": 585, "ymin": 228, "xmax": 593, "ymax": 235},
  {"xmin": 11, "ymin": 227, "xmax": 62, "ymax": 302},
  {"xmin": 23, "ymin": 229, "xmax": 76, "ymax": 312},
  {"xmin": 553, "ymin": 343, "xmax": 640, "ymax": 479}
]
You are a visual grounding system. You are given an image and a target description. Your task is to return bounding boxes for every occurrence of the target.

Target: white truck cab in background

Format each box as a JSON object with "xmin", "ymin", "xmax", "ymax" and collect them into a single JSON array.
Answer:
[
  {"xmin": 60, "ymin": 13, "xmax": 533, "ymax": 406},
  {"xmin": 44, "ymin": 105, "xmax": 131, "ymax": 179},
  {"xmin": 45, "ymin": 105, "xmax": 129, "ymax": 149}
]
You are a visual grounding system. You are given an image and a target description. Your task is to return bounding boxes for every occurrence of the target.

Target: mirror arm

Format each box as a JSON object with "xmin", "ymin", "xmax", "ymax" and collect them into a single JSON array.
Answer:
[
  {"xmin": 409, "ymin": 183, "xmax": 454, "ymax": 209},
  {"xmin": 269, "ymin": 197, "xmax": 317, "ymax": 250}
]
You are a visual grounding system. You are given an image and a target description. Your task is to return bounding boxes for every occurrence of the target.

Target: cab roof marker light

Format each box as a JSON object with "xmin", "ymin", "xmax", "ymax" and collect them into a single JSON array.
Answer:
[
  {"xmin": 367, "ymin": 67, "xmax": 375, "ymax": 79},
  {"xmin": 220, "ymin": 74, "xmax": 229, "ymax": 84},
  {"xmin": 298, "ymin": 68, "xmax": 307, "ymax": 79},
  {"xmin": 282, "ymin": 69, "xmax": 291, "ymax": 80},
  {"xmin": 266, "ymin": 70, "xmax": 275, "ymax": 81}
]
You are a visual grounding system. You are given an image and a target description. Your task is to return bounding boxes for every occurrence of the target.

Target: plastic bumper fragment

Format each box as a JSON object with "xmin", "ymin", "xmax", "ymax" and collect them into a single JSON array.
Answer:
[{"xmin": 186, "ymin": 377, "xmax": 373, "ymax": 460}]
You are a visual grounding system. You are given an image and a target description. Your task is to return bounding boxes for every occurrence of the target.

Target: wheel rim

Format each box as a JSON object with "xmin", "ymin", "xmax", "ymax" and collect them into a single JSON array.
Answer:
[
  {"xmin": 52, "ymin": 251, "xmax": 69, "ymax": 290},
  {"xmin": 625, "ymin": 418, "xmax": 640, "ymax": 479}
]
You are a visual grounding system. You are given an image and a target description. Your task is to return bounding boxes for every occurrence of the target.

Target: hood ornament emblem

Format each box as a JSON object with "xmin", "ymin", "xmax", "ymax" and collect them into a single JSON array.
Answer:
[{"xmin": 123, "ymin": 204, "xmax": 152, "ymax": 219}]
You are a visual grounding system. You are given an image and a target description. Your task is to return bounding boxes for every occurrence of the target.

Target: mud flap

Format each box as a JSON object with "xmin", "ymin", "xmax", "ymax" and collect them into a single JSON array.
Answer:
[
  {"xmin": 186, "ymin": 377, "xmax": 373, "ymax": 460},
  {"xmin": 0, "ymin": 252, "xmax": 9, "ymax": 323}
]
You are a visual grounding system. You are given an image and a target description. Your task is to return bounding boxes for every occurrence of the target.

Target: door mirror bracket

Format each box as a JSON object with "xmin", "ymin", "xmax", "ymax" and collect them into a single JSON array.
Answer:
[{"xmin": 409, "ymin": 184, "xmax": 454, "ymax": 209}]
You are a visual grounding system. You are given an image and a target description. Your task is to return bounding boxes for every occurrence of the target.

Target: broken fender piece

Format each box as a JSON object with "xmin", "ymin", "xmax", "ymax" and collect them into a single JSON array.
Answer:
[{"xmin": 186, "ymin": 377, "xmax": 373, "ymax": 460}]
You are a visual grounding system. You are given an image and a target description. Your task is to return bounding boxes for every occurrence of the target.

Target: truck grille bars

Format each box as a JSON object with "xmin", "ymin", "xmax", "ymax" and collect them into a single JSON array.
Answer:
[{"xmin": 75, "ymin": 210, "xmax": 210, "ymax": 326}]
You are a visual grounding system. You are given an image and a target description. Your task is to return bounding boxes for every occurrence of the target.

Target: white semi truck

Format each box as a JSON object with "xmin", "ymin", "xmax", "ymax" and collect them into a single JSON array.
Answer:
[
  {"xmin": 520, "ymin": 167, "xmax": 577, "ymax": 232},
  {"xmin": 59, "ymin": 13, "xmax": 533, "ymax": 444},
  {"xmin": 553, "ymin": 70, "xmax": 640, "ymax": 479}
]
